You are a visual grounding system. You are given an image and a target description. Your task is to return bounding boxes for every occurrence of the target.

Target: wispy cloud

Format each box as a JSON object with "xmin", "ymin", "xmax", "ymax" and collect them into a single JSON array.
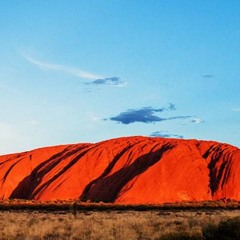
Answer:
[
  {"xmin": 23, "ymin": 55, "xmax": 127, "ymax": 87},
  {"xmin": 190, "ymin": 118, "xmax": 205, "ymax": 124},
  {"xmin": 202, "ymin": 74, "xmax": 215, "ymax": 78},
  {"xmin": 24, "ymin": 55, "xmax": 103, "ymax": 79},
  {"xmin": 180, "ymin": 117, "xmax": 205, "ymax": 125},
  {"xmin": 85, "ymin": 77, "xmax": 127, "ymax": 87},
  {"xmin": 150, "ymin": 131, "xmax": 184, "ymax": 139},
  {"xmin": 105, "ymin": 104, "xmax": 191, "ymax": 124}
]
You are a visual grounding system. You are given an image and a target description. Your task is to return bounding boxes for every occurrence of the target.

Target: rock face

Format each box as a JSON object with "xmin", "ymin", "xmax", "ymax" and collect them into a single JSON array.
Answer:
[{"xmin": 0, "ymin": 136, "xmax": 240, "ymax": 204}]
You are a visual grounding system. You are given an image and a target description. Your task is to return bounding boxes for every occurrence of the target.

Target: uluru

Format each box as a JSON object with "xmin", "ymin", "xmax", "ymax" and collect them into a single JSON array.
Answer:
[{"xmin": 0, "ymin": 136, "xmax": 240, "ymax": 204}]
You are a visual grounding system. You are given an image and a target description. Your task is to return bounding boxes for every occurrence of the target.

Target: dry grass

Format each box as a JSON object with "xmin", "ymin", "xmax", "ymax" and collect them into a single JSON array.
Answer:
[
  {"xmin": 1, "ymin": 209, "xmax": 240, "ymax": 240},
  {"xmin": 2, "ymin": 199, "xmax": 240, "ymax": 211}
]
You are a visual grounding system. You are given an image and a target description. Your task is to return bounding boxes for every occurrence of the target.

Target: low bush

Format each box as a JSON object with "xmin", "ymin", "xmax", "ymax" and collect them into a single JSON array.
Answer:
[
  {"xmin": 203, "ymin": 216, "xmax": 240, "ymax": 240},
  {"xmin": 157, "ymin": 216, "xmax": 240, "ymax": 240}
]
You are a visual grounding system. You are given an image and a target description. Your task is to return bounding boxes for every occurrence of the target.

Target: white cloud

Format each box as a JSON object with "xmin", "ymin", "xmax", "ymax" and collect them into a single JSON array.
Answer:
[
  {"xmin": 191, "ymin": 118, "xmax": 205, "ymax": 124},
  {"xmin": 90, "ymin": 116, "xmax": 100, "ymax": 122},
  {"xmin": 180, "ymin": 117, "xmax": 205, "ymax": 125},
  {"xmin": 24, "ymin": 55, "xmax": 103, "ymax": 80}
]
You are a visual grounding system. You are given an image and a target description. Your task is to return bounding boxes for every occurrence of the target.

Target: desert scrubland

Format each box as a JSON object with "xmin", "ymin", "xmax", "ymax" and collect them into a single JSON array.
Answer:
[{"xmin": 1, "ymin": 209, "xmax": 240, "ymax": 240}]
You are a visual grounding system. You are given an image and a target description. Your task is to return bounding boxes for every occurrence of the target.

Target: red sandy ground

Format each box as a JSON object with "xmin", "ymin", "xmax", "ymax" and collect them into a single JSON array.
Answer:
[{"xmin": 0, "ymin": 136, "xmax": 240, "ymax": 204}]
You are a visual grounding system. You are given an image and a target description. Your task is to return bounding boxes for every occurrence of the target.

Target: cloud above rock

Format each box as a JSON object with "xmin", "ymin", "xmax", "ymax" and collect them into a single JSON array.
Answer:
[
  {"xmin": 85, "ymin": 77, "xmax": 127, "ymax": 87},
  {"xmin": 106, "ymin": 104, "xmax": 191, "ymax": 124},
  {"xmin": 150, "ymin": 131, "xmax": 184, "ymax": 139}
]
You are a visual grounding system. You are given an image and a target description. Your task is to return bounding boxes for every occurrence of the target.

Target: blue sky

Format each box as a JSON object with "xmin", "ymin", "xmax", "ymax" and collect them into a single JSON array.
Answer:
[{"xmin": 0, "ymin": 0, "xmax": 240, "ymax": 154}]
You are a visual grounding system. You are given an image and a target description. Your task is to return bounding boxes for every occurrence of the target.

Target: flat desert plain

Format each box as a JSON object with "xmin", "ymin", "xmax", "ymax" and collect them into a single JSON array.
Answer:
[{"xmin": 1, "ymin": 208, "xmax": 240, "ymax": 240}]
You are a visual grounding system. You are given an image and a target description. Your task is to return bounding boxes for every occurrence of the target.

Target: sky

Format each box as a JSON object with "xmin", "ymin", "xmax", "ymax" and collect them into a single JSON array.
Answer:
[{"xmin": 0, "ymin": 0, "xmax": 240, "ymax": 154}]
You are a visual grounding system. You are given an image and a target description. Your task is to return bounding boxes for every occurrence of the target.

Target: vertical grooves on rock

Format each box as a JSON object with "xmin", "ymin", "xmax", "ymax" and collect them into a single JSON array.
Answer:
[
  {"xmin": 10, "ymin": 144, "xmax": 92, "ymax": 199},
  {"xmin": 0, "ymin": 136, "xmax": 238, "ymax": 203},
  {"xmin": 82, "ymin": 141, "xmax": 173, "ymax": 203},
  {"xmin": 80, "ymin": 144, "xmax": 137, "ymax": 201},
  {"xmin": 31, "ymin": 148, "xmax": 93, "ymax": 198},
  {"xmin": 200, "ymin": 143, "xmax": 239, "ymax": 199}
]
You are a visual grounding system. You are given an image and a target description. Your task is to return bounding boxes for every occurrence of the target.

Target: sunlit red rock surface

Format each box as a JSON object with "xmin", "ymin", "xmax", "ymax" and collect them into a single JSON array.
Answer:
[{"xmin": 0, "ymin": 136, "xmax": 240, "ymax": 204}]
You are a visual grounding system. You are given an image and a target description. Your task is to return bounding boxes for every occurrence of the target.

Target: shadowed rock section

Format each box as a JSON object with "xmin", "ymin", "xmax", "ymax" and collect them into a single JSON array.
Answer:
[{"xmin": 0, "ymin": 136, "xmax": 240, "ymax": 204}]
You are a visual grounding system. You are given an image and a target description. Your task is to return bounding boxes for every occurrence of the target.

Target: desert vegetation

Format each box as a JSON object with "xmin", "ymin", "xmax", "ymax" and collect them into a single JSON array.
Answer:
[{"xmin": 1, "ymin": 208, "xmax": 240, "ymax": 239}]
